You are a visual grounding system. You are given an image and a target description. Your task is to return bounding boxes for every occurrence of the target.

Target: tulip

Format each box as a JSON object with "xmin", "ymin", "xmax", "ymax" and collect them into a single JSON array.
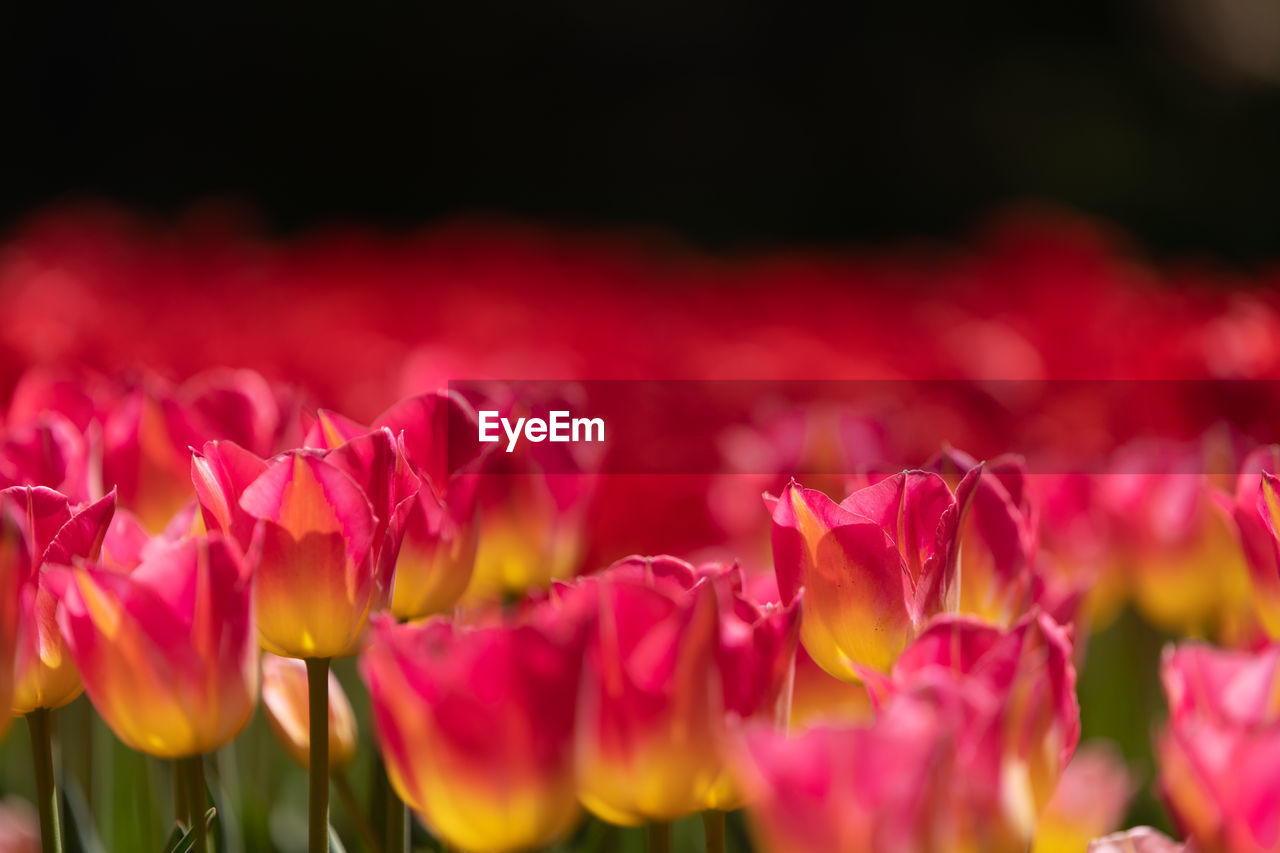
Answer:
[
  {"xmin": 103, "ymin": 370, "xmax": 286, "ymax": 532},
  {"xmin": 1157, "ymin": 642, "xmax": 1280, "ymax": 853},
  {"xmin": 375, "ymin": 393, "xmax": 481, "ymax": 619},
  {"xmin": 569, "ymin": 567, "xmax": 724, "ymax": 825},
  {"xmin": 261, "ymin": 653, "xmax": 357, "ymax": 770},
  {"xmin": 0, "ymin": 511, "xmax": 22, "ymax": 744},
  {"xmin": 239, "ymin": 426, "xmax": 418, "ymax": 659},
  {"xmin": 929, "ymin": 449, "xmax": 1038, "ymax": 627},
  {"xmin": 0, "ymin": 413, "xmax": 90, "ymax": 502},
  {"xmin": 892, "ymin": 611, "xmax": 1081, "ymax": 826},
  {"xmin": 190, "ymin": 439, "xmax": 268, "ymax": 552},
  {"xmin": 1032, "ymin": 742, "xmax": 1134, "ymax": 853},
  {"xmin": 456, "ymin": 391, "xmax": 595, "ymax": 604},
  {"xmin": 769, "ymin": 471, "xmax": 975, "ymax": 681},
  {"xmin": 590, "ymin": 556, "xmax": 802, "ymax": 813},
  {"xmin": 0, "ymin": 798, "xmax": 39, "ymax": 853},
  {"xmin": 52, "ymin": 533, "xmax": 258, "ymax": 758},
  {"xmin": 1087, "ymin": 829, "xmax": 1190, "ymax": 852},
  {"xmin": 1100, "ymin": 440, "xmax": 1255, "ymax": 644},
  {"xmin": 4, "ymin": 486, "xmax": 116, "ymax": 714},
  {"xmin": 360, "ymin": 614, "xmax": 584, "ymax": 853},
  {"xmin": 1228, "ymin": 446, "xmax": 1280, "ymax": 637},
  {"xmin": 738, "ymin": 714, "xmax": 960, "ymax": 853},
  {"xmin": 301, "ymin": 396, "xmax": 482, "ymax": 620}
]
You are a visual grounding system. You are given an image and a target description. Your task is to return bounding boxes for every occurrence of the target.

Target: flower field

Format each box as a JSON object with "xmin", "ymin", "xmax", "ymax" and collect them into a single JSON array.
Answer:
[{"xmin": 3, "ymin": 208, "xmax": 1280, "ymax": 852}]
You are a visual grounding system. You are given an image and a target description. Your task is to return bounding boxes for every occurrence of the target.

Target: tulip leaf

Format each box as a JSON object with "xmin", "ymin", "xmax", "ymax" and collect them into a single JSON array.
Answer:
[{"xmin": 328, "ymin": 824, "xmax": 348, "ymax": 853}]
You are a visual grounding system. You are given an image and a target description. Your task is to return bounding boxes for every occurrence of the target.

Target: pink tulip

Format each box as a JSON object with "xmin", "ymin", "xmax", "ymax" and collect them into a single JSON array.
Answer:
[
  {"xmin": 239, "ymin": 425, "xmax": 418, "ymax": 658},
  {"xmin": 261, "ymin": 653, "xmax": 358, "ymax": 770},
  {"xmin": 1088, "ymin": 828, "xmax": 1191, "ymax": 852},
  {"xmin": 567, "ymin": 562, "xmax": 725, "ymax": 824},
  {"xmin": 595, "ymin": 556, "xmax": 802, "ymax": 811},
  {"xmin": 1033, "ymin": 741, "xmax": 1134, "ymax": 853},
  {"xmin": 769, "ymin": 470, "xmax": 976, "ymax": 680},
  {"xmin": 891, "ymin": 611, "xmax": 1081, "ymax": 823},
  {"xmin": 53, "ymin": 533, "xmax": 258, "ymax": 758},
  {"xmin": 2, "ymin": 486, "xmax": 116, "ymax": 714},
  {"xmin": 102, "ymin": 370, "xmax": 286, "ymax": 531},
  {"xmin": 360, "ymin": 613, "xmax": 584, "ymax": 853},
  {"xmin": 301, "ymin": 395, "xmax": 482, "ymax": 619},
  {"xmin": 929, "ymin": 448, "xmax": 1039, "ymax": 626},
  {"xmin": 0, "ymin": 413, "xmax": 90, "ymax": 502},
  {"xmin": 1157, "ymin": 641, "xmax": 1280, "ymax": 853},
  {"xmin": 1228, "ymin": 445, "xmax": 1280, "ymax": 638}
]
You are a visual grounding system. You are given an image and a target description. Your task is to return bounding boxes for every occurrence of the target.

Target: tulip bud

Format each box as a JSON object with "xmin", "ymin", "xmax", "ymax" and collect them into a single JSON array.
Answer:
[
  {"xmin": 571, "ymin": 571, "xmax": 724, "ymax": 824},
  {"xmin": 0, "ymin": 797, "xmax": 39, "ymax": 853},
  {"xmin": 261, "ymin": 653, "xmax": 357, "ymax": 770},
  {"xmin": 929, "ymin": 449, "xmax": 1038, "ymax": 627},
  {"xmin": 1157, "ymin": 642, "xmax": 1280, "ymax": 853},
  {"xmin": 0, "ymin": 413, "xmax": 89, "ymax": 502},
  {"xmin": 1087, "ymin": 828, "xmax": 1189, "ymax": 852},
  {"xmin": 893, "ymin": 612, "xmax": 1081, "ymax": 823},
  {"xmin": 374, "ymin": 393, "xmax": 481, "ymax": 619},
  {"xmin": 1032, "ymin": 742, "xmax": 1134, "ymax": 853},
  {"xmin": 769, "ymin": 472, "xmax": 973, "ymax": 681},
  {"xmin": 3, "ymin": 486, "xmax": 115, "ymax": 715},
  {"xmin": 360, "ymin": 614, "xmax": 583, "ymax": 853},
  {"xmin": 53, "ymin": 533, "xmax": 258, "ymax": 758},
  {"xmin": 240, "ymin": 427, "xmax": 418, "ymax": 659}
]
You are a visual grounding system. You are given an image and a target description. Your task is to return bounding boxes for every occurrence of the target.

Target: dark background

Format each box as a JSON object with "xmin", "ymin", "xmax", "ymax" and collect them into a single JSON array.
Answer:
[{"xmin": 9, "ymin": 1, "xmax": 1280, "ymax": 260}]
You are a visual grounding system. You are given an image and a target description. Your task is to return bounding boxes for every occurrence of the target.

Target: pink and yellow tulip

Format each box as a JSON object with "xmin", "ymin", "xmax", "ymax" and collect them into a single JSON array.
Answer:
[
  {"xmin": 360, "ymin": 613, "xmax": 584, "ymax": 853},
  {"xmin": 1157, "ymin": 642, "xmax": 1280, "ymax": 853},
  {"xmin": 3, "ymin": 485, "xmax": 116, "ymax": 715},
  {"xmin": 239, "ymin": 425, "xmax": 418, "ymax": 658},
  {"xmin": 769, "ymin": 471, "xmax": 976, "ymax": 680},
  {"xmin": 52, "ymin": 533, "xmax": 257, "ymax": 758},
  {"xmin": 567, "ymin": 561, "xmax": 725, "ymax": 825},
  {"xmin": 261, "ymin": 653, "xmax": 358, "ymax": 770}
]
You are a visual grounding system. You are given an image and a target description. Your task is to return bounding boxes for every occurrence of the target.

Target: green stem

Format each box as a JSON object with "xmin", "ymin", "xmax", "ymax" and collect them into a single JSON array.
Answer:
[
  {"xmin": 26, "ymin": 709, "xmax": 63, "ymax": 853},
  {"xmin": 385, "ymin": 782, "xmax": 406, "ymax": 853},
  {"xmin": 182, "ymin": 755, "xmax": 207, "ymax": 853},
  {"xmin": 702, "ymin": 811, "xmax": 725, "ymax": 853},
  {"xmin": 648, "ymin": 822, "xmax": 671, "ymax": 853},
  {"xmin": 173, "ymin": 760, "xmax": 189, "ymax": 828},
  {"xmin": 307, "ymin": 658, "xmax": 331, "ymax": 853},
  {"xmin": 332, "ymin": 771, "xmax": 382, "ymax": 853}
]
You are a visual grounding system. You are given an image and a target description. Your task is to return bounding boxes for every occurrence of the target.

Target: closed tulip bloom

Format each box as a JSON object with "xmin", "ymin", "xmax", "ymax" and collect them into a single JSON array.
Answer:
[
  {"xmin": 103, "ymin": 370, "xmax": 286, "ymax": 532},
  {"xmin": 0, "ymin": 513, "xmax": 23, "ymax": 740},
  {"xmin": 3, "ymin": 486, "xmax": 116, "ymax": 714},
  {"xmin": 240, "ymin": 427, "xmax": 418, "ymax": 658},
  {"xmin": 1158, "ymin": 642, "xmax": 1280, "ymax": 853},
  {"xmin": 592, "ymin": 556, "xmax": 802, "ymax": 811},
  {"xmin": 261, "ymin": 653, "xmax": 357, "ymax": 770},
  {"xmin": 302, "ymin": 397, "xmax": 482, "ymax": 620},
  {"xmin": 1032, "ymin": 742, "xmax": 1134, "ymax": 853},
  {"xmin": 929, "ymin": 449, "xmax": 1039, "ymax": 627},
  {"xmin": 360, "ymin": 614, "xmax": 583, "ymax": 853},
  {"xmin": 0, "ymin": 797, "xmax": 39, "ymax": 853},
  {"xmin": 892, "ymin": 612, "xmax": 1081, "ymax": 827},
  {"xmin": 1088, "ymin": 828, "xmax": 1190, "ymax": 852},
  {"xmin": 769, "ymin": 471, "xmax": 975, "ymax": 681},
  {"xmin": 738, "ymin": 715, "xmax": 957, "ymax": 853},
  {"xmin": 1231, "ymin": 449, "xmax": 1280, "ymax": 638},
  {"xmin": 570, "ymin": 570, "xmax": 724, "ymax": 825},
  {"xmin": 0, "ymin": 413, "xmax": 90, "ymax": 502},
  {"xmin": 53, "ymin": 533, "xmax": 257, "ymax": 758},
  {"xmin": 191, "ymin": 439, "xmax": 268, "ymax": 552}
]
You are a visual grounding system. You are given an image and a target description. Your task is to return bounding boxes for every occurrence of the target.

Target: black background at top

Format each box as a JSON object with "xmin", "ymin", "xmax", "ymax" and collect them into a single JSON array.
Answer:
[{"xmin": 8, "ymin": 1, "xmax": 1280, "ymax": 261}]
